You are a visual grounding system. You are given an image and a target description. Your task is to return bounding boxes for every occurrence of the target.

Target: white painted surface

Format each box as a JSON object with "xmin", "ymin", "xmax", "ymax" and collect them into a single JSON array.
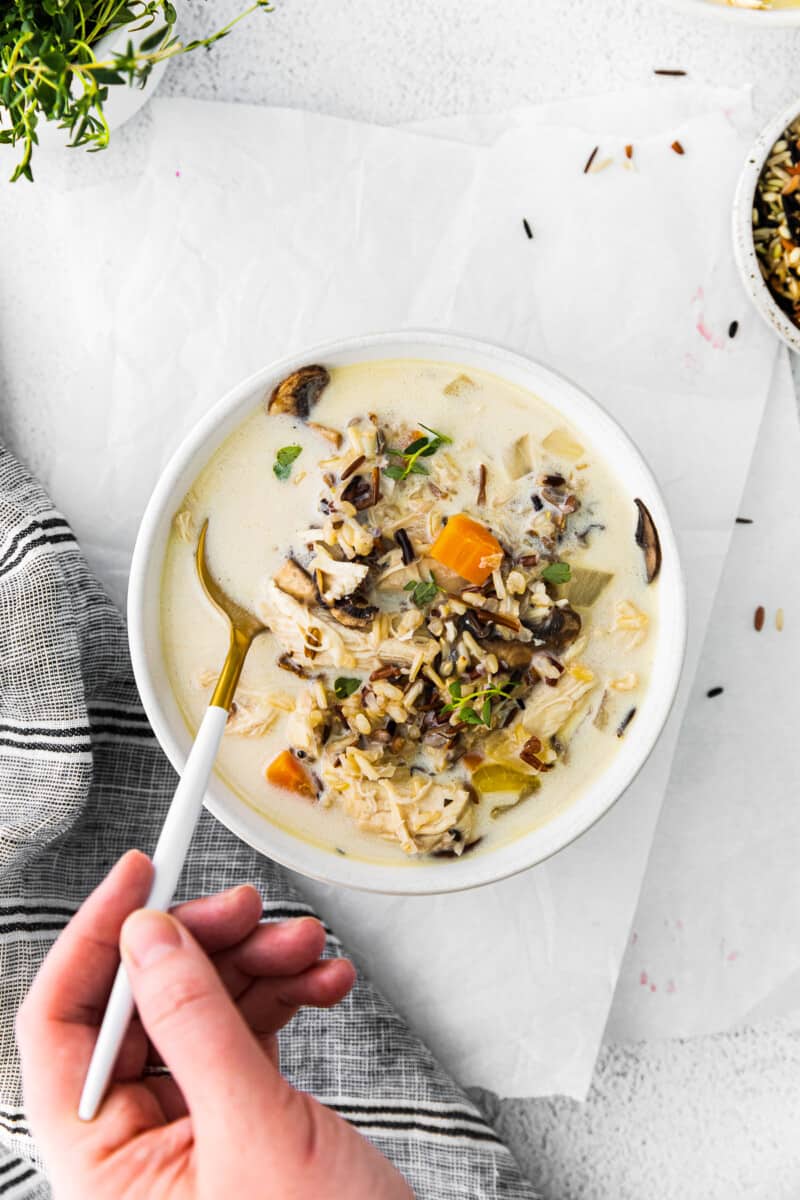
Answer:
[{"xmin": 10, "ymin": 0, "xmax": 800, "ymax": 1193}]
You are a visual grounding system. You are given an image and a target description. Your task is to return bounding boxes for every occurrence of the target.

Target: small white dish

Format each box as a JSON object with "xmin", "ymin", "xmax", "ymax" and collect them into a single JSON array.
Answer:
[
  {"xmin": 128, "ymin": 331, "xmax": 687, "ymax": 895},
  {"xmin": 733, "ymin": 97, "xmax": 800, "ymax": 353},
  {"xmin": 33, "ymin": 20, "xmax": 169, "ymax": 155},
  {"xmin": 659, "ymin": 0, "xmax": 800, "ymax": 25}
]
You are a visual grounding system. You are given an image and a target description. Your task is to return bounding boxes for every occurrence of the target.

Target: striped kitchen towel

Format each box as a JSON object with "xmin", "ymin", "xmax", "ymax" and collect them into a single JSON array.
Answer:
[{"xmin": 0, "ymin": 445, "xmax": 536, "ymax": 1200}]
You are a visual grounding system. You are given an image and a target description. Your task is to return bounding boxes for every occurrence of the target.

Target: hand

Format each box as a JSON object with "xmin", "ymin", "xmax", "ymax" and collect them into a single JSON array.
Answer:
[{"xmin": 17, "ymin": 850, "xmax": 413, "ymax": 1200}]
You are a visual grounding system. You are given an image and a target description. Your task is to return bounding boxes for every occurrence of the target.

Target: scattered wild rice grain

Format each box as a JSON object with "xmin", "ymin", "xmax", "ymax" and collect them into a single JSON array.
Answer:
[
  {"xmin": 706, "ymin": 686, "xmax": 724, "ymax": 699},
  {"xmin": 754, "ymin": 605, "xmax": 765, "ymax": 632},
  {"xmin": 736, "ymin": 517, "xmax": 753, "ymax": 525},
  {"xmin": 340, "ymin": 454, "xmax": 365, "ymax": 481},
  {"xmin": 583, "ymin": 145, "xmax": 599, "ymax": 174},
  {"xmin": 522, "ymin": 218, "xmax": 533, "ymax": 239},
  {"xmin": 617, "ymin": 708, "xmax": 637, "ymax": 738},
  {"xmin": 671, "ymin": 140, "xmax": 685, "ymax": 156},
  {"xmin": 395, "ymin": 527, "xmax": 415, "ymax": 564},
  {"xmin": 728, "ymin": 320, "xmax": 739, "ymax": 338},
  {"xmin": 654, "ymin": 68, "xmax": 687, "ymax": 77},
  {"xmin": 776, "ymin": 607, "xmax": 785, "ymax": 631},
  {"xmin": 477, "ymin": 463, "xmax": 487, "ymax": 506}
]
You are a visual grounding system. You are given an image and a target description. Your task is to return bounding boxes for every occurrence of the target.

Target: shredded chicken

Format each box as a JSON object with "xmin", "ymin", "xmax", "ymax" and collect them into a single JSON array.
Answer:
[
  {"xmin": 522, "ymin": 668, "xmax": 595, "ymax": 739},
  {"xmin": 610, "ymin": 599, "xmax": 649, "ymax": 649},
  {"xmin": 309, "ymin": 546, "xmax": 369, "ymax": 603}
]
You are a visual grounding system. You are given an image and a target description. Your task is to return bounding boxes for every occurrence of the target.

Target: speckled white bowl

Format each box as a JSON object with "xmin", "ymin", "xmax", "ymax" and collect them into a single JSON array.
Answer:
[
  {"xmin": 733, "ymin": 97, "xmax": 800, "ymax": 352},
  {"xmin": 659, "ymin": 0, "xmax": 800, "ymax": 24},
  {"xmin": 128, "ymin": 331, "xmax": 687, "ymax": 895}
]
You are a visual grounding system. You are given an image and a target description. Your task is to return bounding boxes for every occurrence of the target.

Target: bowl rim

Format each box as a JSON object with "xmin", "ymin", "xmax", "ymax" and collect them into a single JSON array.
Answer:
[
  {"xmin": 658, "ymin": 0, "xmax": 800, "ymax": 23},
  {"xmin": 733, "ymin": 95, "xmax": 800, "ymax": 352},
  {"xmin": 128, "ymin": 329, "xmax": 687, "ymax": 895}
]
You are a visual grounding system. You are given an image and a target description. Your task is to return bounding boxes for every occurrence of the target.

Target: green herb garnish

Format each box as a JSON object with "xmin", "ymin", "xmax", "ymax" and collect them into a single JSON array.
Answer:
[
  {"xmin": 404, "ymin": 573, "xmax": 444, "ymax": 608},
  {"xmin": 273, "ymin": 445, "xmax": 303, "ymax": 481},
  {"xmin": 384, "ymin": 423, "xmax": 452, "ymax": 482},
  {"xmin": 0, "ymin": 1, "xmax": 273, "ymax": 183},
  {"xmin": 541, "ymin": 561, "xmax": 572, "ymax": 585},
  {"xmin": 333, "ymin": 677, "xmax": 361, "ymax": 700},
  {"xmin": 440, "ymin": 679, "xmax": 517, "ymax": 728}
]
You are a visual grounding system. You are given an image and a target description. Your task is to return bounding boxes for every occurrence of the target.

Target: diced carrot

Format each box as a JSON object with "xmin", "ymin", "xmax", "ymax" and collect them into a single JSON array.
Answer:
[
  {"xmin": 429, "ymin": 512, "xmax": 503, "ymax": 586},
  {"xmin": 266, "ymin": 750, "xmax": 315, "ymax": 799}
]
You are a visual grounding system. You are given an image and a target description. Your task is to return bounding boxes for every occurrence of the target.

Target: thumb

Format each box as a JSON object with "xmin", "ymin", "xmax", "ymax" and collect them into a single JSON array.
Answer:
[{"xmin": 120, "ymin": 909, "xmax": 296, "ymax": 1138}]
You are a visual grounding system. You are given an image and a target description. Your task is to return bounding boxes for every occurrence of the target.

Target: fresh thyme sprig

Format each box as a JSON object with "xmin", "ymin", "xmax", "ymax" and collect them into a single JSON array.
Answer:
[
  {"xmin": 541, "ymin": 561, "xmax": 571, "ymax": 585},
  {"xmin": 0, "ymin": 1, "xmax": 272, "ymax": 182},
  {"xmin": 273, "ymin": 444, "xmax": 302, "ymax": 481},
  {"xmin": 403, "ymin": 573, "xmax": 444, "ymax": 608},
  {"xmin": 440, "ymin": 679, "xmax": 517, "ymax": 728},
  {"xmin": 333, "ymin": 676, "xmax": 361, "ymax": 700},
  {"xmin": 383, "ymin": 423, "xmax": 452, "ymax": 482}
]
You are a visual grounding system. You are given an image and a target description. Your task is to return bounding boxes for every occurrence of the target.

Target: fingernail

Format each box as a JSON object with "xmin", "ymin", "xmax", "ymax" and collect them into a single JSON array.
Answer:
[{"xmin": 121, "ymin": 910, "xmax": 182, "ymax": 969}]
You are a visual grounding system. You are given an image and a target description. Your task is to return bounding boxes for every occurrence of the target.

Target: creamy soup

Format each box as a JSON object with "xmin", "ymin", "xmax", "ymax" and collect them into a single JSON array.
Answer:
[{"xmin": 161, "ymin": 360, "xmax": 660, "ymax": 866}]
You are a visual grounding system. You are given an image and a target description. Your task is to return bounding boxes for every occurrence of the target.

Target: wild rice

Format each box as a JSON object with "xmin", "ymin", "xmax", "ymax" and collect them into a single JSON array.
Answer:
[
  {"xmin": 754, "ymin": 605, "xmax": 766, "ymax": 632},
  {"xmin": 477, "ymin": 463, "xmax": 488, "ymax": 506},
  {"xmin": 753, "ymin": 117, "xmax": 800, "ymax": 325}
]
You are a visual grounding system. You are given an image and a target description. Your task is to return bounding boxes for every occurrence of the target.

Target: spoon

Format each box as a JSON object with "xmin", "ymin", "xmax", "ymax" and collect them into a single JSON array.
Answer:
[{"xmin": 78, "ymin": 520, "xmax": 266, "ymax": 1121}]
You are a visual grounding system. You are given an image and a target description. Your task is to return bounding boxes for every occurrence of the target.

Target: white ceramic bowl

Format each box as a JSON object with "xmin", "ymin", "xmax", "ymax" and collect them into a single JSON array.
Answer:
[
  {"xmin": 733, "ymin": 97, "xmax": 800, "ymax": 351},
  {"xmin": 659, "ymin": 0, "xmax": 800, "ymax": 24},
  {"xmin": 128, "ymin": 331, "xmax": 687, "ymax": 895}
]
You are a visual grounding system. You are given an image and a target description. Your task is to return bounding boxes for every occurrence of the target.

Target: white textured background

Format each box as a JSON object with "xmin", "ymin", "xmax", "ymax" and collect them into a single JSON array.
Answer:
[{"xmin": 40, "ymin": 0, "xmax": 800, "ymax": 1194}]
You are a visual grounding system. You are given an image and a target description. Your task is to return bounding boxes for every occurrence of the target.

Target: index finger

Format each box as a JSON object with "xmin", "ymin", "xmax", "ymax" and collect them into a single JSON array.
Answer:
[{"xmin": 17, "ymin": 850, "xmax": 153, "ymax": 1129}]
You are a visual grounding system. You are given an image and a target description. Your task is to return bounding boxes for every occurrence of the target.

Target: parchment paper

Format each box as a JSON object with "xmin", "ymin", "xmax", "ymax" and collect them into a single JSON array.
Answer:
[
  {"xmin": 0, "ymin": 85, "xmax": 778, "ymax": 1097},
  {"xmin": 607, "ymin": 348, "xmax": 800, "ymax": 1041}
]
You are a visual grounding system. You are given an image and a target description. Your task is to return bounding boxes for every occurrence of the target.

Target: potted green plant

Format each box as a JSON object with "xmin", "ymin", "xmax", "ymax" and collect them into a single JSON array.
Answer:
[{"xmin": 0, "ymin": 1, "xmax": 271, "ymax": 182}]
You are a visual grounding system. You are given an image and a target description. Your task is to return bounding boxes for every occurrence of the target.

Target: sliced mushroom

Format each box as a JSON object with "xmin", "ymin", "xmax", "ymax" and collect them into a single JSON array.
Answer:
[
  {"xmin": 481, "ymin": 637, "xmax": 535, "ymax": 671},
  {"xmin": 341, "ymin": 471, "xmax": 379, "ymax": 511},
  {"xmin": 634, "ymin": 498, "xmax": 662, "ymax": 584},
  {"xmin": 267, "ymin": 365, "xmax": 330, "ymax": 419},
  {"xmin": 277, "ymin": 652, "xmax": 311, "ymax": 678},
  {"xmin": 460, "ymin": 609, "xmax": 491, "ymax": 640},
  {"xmin": 524, "ymin": 602, "xmax": 582, "ymax": 651},
  {"xmin": 273, "ymin": 557, "xmax": 316, "ymax": 605},
  {"xmin": 308, "ymin": 421, "xmax": 342, "ymax": 449},
  {"xmin": 329, "ymin": 597, "xmax": 378, "ymax": 630}
]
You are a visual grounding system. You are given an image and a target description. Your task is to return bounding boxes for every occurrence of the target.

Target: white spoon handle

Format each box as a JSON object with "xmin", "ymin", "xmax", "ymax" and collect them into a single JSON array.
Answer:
[{"xmin": 78, "ymin": 705, "xmax": 230, "ymax": 1122}]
